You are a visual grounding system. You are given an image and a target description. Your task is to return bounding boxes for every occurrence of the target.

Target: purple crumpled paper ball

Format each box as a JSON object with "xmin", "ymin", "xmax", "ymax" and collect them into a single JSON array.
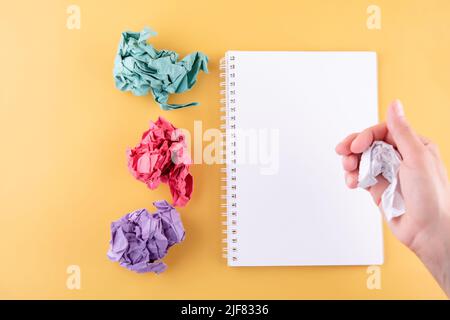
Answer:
[{"xmin": 107, "ymin": 200, "xmax": 185, "ymax": 274}]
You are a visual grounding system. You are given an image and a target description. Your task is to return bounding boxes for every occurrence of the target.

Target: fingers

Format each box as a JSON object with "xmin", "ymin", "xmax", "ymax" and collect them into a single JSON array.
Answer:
[
  {"xmin": 337, "ymin": 140, "xmax": 359, "ymax": 189},
  {"xmin": 386, "ymin": 99, "xmax": 425, "ymax": 159},
  {"xmin": 345, "ymin": 171, "xmax": 359, "ymax": 189},
  {"xmin": 336, "ymin": 122, "xmax": 396, "ymax": 156},
  {"xmin": 336, "ymin": 99, "xmax": 427, "ymax": 193},
  {"xmin": 350, "ymin": 123, "xmax": 389, "ymax": 154},
  {"xmin": 336, "ymin": 123, "xmax": 390, "ymax": 191},
  {"xmin": 336, "ymin": 135, "xmax": 361, "ymax": 189},
  {"xmin": 335, "ymin": 133, "xmax": 358, "ymax": 156},
  {"xmin": 342, "ymin": 154, "xmax": 359, "ymax": 171}
]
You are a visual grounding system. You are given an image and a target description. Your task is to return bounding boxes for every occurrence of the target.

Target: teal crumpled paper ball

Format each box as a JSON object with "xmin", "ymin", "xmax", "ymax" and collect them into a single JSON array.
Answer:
[{"xmin": 113, "ymin": 27, "xmax": 209, "ymax": 111}]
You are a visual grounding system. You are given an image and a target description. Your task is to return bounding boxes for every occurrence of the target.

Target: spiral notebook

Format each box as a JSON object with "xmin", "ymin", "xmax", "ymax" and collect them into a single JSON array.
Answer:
[{"xmin": 220, "ymin": 51, "xmax": 383, "ymax": 267}]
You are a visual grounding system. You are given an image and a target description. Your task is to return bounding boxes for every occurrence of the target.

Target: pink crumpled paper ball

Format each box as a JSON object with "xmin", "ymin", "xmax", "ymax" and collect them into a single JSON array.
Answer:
[{"xmin": 127, "ymin": 117, "xmax": 193, "ymax": 207}]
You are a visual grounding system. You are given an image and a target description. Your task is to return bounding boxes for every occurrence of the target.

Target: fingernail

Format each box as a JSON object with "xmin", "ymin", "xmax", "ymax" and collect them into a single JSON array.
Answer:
[{"xmin": 392, "ymin": 99, "xmax": 405, "ymax": 117}]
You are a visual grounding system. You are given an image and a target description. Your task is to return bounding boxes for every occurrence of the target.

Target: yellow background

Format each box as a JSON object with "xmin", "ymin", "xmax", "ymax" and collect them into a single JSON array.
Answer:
[{"xmin": 0, "ymin": 0, "xmax": 449, "ymax": 299}]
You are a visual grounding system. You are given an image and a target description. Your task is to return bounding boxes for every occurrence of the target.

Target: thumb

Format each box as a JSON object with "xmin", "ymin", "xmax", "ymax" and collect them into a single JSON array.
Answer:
[{"xmin": 386, "ymin": 99, "xmax": 424, "ymax": 158}]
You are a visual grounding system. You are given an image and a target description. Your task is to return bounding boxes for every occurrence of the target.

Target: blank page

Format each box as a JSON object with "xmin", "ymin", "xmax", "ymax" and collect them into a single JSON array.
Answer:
[{"xmin": 225, "ymin": 51, "xmax": 383, "ymax": 266}]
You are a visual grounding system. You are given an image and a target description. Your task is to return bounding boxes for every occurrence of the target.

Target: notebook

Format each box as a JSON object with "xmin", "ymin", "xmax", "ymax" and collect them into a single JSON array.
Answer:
[{"xmin": 219, "ymin": 51, "xmax": 383, "ymax": 267}]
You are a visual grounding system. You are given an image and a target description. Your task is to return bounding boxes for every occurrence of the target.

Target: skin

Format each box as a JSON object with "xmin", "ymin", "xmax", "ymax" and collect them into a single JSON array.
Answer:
[{"xmin": 335, "ymin": 99, "xmax": 450, "ymax": 297}]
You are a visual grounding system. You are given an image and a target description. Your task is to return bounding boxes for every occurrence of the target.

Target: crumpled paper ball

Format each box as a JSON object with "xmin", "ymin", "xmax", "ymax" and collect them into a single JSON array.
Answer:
[
  {"xmin": 107, "ymin": 200, "xmax": 185, "ymax": 274},
  {"xmin": 358, "ymin": 141, "xmax": 405, "ymax": 221},
  {"xmin": 113, "ymin": 26, "xmax": 209, "ymax": 110},
  {"xmin": 127, "ymin": 117, "xmax": 193, "ymax": 207}
]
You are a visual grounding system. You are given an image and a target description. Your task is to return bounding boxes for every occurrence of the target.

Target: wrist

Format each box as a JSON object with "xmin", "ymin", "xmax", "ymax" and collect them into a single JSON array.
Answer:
[{"xmin": 412, "ymin": 214, "xmax": 450, "ymax": 297}]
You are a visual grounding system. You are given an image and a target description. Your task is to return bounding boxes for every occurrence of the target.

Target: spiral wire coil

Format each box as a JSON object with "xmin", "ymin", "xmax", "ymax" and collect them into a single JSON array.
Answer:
[{"xmin": 219, "ymin": 55, "xmax": 238, "ymax": 263}]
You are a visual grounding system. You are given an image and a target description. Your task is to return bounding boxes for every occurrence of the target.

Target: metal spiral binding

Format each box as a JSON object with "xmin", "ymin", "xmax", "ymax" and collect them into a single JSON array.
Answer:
[{"xmin": 220, "ymin": 54, "xmax": 238, "ymax": 263}]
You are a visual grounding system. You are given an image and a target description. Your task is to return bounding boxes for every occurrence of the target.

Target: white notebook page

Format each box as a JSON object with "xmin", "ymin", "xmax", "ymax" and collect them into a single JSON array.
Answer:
[{"xmin": 226, "ymin": 51, "xmax": 383, "ymax": 266}]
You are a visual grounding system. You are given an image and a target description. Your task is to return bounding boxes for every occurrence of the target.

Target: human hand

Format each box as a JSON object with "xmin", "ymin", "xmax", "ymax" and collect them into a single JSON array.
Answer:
[{"xmin": 335, "ymin": 99, "xmax": 450, "ymax": 297}]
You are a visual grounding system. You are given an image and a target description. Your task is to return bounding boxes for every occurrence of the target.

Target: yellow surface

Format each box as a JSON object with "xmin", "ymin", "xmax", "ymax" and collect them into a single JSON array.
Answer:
[{"xmin": 0, "ymin": 0, "xmax": 449, "ymax": 299}]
